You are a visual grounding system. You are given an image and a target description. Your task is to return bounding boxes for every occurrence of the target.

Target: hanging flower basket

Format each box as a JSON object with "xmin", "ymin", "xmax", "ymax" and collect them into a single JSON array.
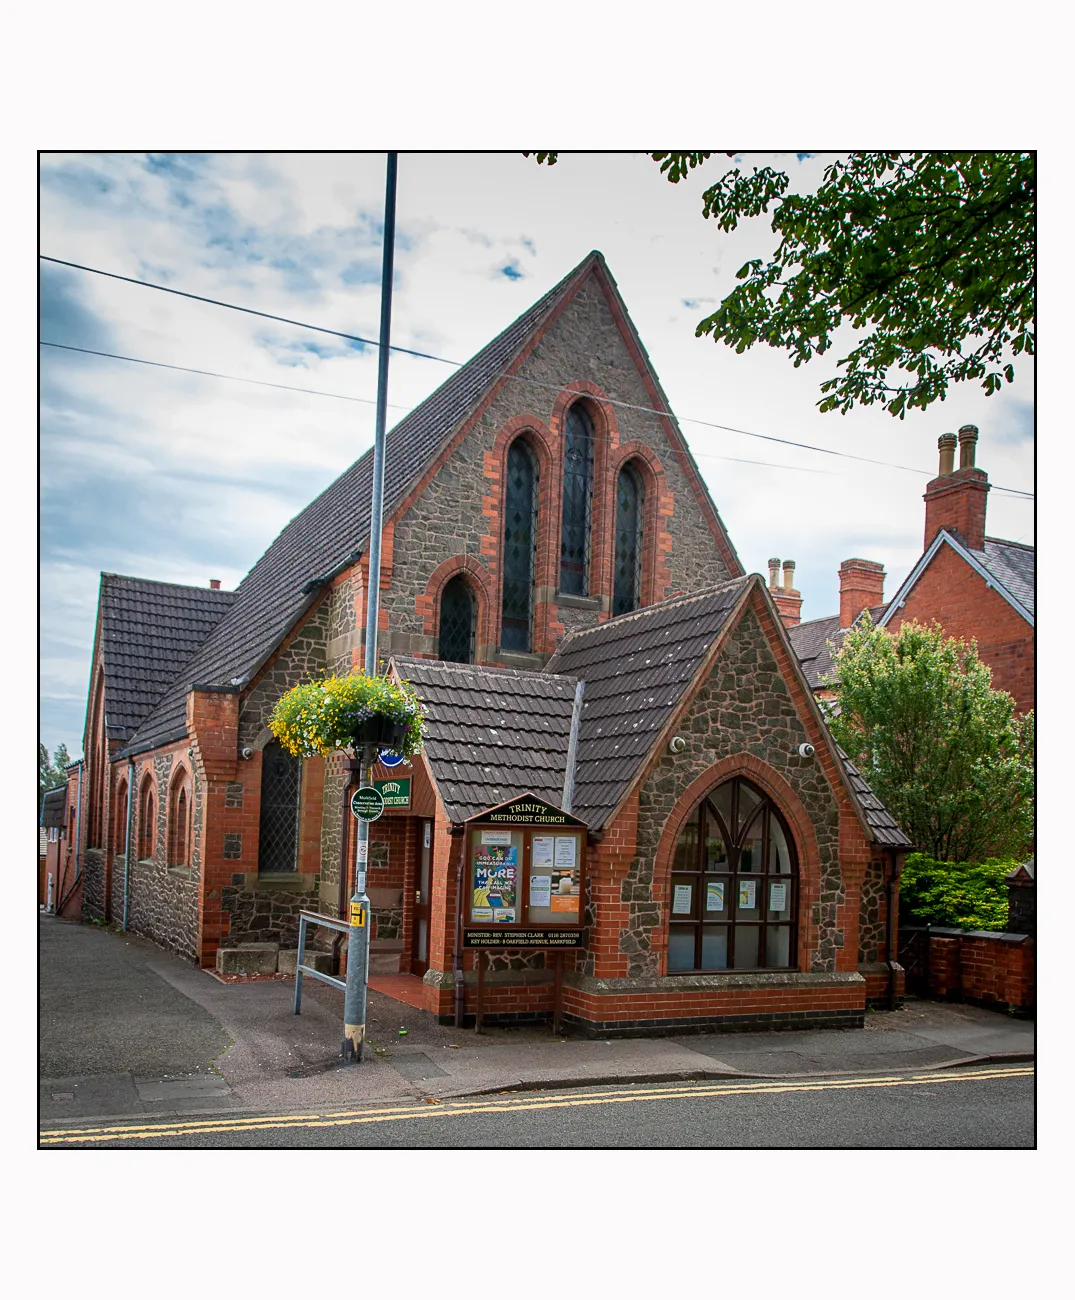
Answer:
[{"xmin": 268, "ymin": 672, "xmax": 426, "ymax": 760}]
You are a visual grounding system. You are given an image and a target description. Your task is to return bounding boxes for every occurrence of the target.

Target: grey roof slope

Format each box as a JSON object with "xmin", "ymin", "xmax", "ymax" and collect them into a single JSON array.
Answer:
[
  {"xmin": 788, "ymin": 605, "xmax": 887, "ymax": 692},
  {"xmin": 833, "ymin": 745, "xmax": 913, "ymax": 849},
  {"xmin": 979, "ymin": 537, "xmax": 1035, "ymax": 615},
  {"xmin": 98, "ymin": 575, "xmax": 238, "ymax": 744},
  {"xmin": 41, "ymin": 786, "xmax": 66, "ymax": 828},
  {"xmin": 393, "ymin": 657, "xmax": 577, "ymax": 822},
  {"xmin": 123, "ymin": 253, "xmax": 611, "ymax": 755},
  {"xmin": 547, "ymin": 579, "xmax": 752, "ymax": 830},
  {"xmin": 395, "ymin": 580, "xmax": 909, "ymax": 848}
]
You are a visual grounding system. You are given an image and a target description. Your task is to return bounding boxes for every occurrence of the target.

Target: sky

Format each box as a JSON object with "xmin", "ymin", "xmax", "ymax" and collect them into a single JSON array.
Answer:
[{"xmin": 39, "ymin": 151, "xmax": 1035, "ymax": 758}]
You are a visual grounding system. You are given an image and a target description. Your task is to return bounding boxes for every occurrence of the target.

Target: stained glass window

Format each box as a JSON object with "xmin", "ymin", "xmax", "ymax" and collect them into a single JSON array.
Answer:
[
  {"xmin": 501, "ymin": 440, "xmax": 537, "ymax": 651},
  {"xmin": 438, "ymin": 574, "xmax": 474, "ymax": 664},
  {"xmin": 560, "ymin": 404, "xmax": 594, "ymax": 595},
  {"xmin": 613, "ymin": 464, "xmax": 644, "ymax": 615}
]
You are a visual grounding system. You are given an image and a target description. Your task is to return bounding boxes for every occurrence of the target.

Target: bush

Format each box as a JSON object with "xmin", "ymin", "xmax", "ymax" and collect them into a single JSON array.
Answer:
[{"xmin": 900, "ymin": 853, "xmax": 1017, "ymax": 932}]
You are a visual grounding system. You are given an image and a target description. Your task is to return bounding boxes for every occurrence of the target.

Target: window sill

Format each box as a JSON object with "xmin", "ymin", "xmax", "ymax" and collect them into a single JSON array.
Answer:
[
  {"xmin": 167, "ymin": 865, "xmax": 193, "ymax": 881},
  {"xmin": 555, "ymin": 593, "xmax": 602, "ymax": 611}
]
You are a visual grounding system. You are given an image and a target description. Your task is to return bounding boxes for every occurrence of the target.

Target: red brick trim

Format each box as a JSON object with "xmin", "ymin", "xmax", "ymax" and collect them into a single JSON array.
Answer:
[
  {"xmin": 651, "ymin": 755, "xmax": 823, "ymax": 974},
  {"xmin": 607, "ymin": 442, "xmax": 672, "ymax": 606},
  {"xmin": 417, "ymin": 554, "xmax": 496, "ymax": 657}
]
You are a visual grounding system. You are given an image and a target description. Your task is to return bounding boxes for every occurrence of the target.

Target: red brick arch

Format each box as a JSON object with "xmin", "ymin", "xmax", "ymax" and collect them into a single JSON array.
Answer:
[
  {"xmin": 651, "ymin": 753, "xmax": 822, "ymax": 973},
  {"xmin": 417, "ymin": 554, "xmax": 496, "ymax": 658}
]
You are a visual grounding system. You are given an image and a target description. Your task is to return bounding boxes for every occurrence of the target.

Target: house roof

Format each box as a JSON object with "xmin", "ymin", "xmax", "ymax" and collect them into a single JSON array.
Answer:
[
  {"xmin": 41, "ymin": 786, "xmax": 67, "ymax": 828},
  {"xmin": 98, "ymin": 574, "xmax": 238, "ymax": 745},
  {"xmin": 787, "ymin": 606, "xmax": 888, "ymax": 692},
  {"xmin": 547, "ymin": 579, "xmax": 752, "ymax": 830},
  {"xmin": 123, "ymin": 249, "xmax": 741, "ymax": 756},
  {"xmin": 392, "ymin": 657, "xmax": 579, "ymax": 823},
  {"xmin": 880, "ymin": 529, "xmax": 1035, "ymax": 631},
  {"xmin": 979, "ymin": 537, "xmax": 1035, "ymax": 615}
]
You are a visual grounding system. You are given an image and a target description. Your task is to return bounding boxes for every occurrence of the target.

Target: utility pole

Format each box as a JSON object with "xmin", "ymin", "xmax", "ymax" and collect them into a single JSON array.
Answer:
[{"xmin": 342, "ymin": 152, "xmax": 398, "ymax": 1064}]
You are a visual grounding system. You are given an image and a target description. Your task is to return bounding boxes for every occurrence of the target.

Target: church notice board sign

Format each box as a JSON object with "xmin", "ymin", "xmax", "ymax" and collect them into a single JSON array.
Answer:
[{"xmin": 463, "ymin": 794, "xmax": 586, "ymax": 948}]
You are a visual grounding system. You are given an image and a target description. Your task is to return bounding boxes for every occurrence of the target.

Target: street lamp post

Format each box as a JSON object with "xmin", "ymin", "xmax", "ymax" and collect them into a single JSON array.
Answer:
[{"xmin": 342, "ymin": 152, "xmax": 398, "ymax": 1065}]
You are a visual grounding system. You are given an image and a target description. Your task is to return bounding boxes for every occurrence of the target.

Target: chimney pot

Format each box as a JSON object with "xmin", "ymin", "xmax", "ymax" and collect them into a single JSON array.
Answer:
[
  {"xmin": 938, "ymin": 433, "xmax": 957, "ymax": 476},
  {"xmin": 958, "ymin": 424, "xmax": 979, "ymax": 470},
  {"xmin": 782, "ymin": 559, "xmax": 796, "ymax": 592},
  {"xmin": 767, "ymin": 557, "xmax": 781, "ymax": 589},
  {"xmin": 209, "ymin": 579, "xmax": 221, "ymax": 590}
]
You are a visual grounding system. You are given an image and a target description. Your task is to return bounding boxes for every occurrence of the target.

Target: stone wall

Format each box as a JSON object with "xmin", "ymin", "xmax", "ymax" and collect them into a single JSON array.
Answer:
[
  {"xmin": 80, "ymin": 848, "xmax": 106, "ymax": 921},
  {"xmin": 385, "ymin": 276, "xmax": 734, "ymax": 657},
  {"xmin": 221, "ymin": 875, "xmax": 320, "ymax": 946},
  {"xmin": 858, "ymin": 857, "xmax": 887, "ymax": 963},
  {"xmin": 237, "ymin": 597, "xmax": 330, "ymax": 749},
  {"xmin": 629, "ymin": 607, "xmax": 844, "ymax": 977}
]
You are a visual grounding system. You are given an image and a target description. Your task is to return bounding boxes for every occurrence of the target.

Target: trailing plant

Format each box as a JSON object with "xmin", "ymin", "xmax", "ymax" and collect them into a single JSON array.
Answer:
[
  {"xmin": 900, "ymin": 853, "xmax": 1017, "ymax": 932},
  {"xmin": 269, "ymin": 673, "xmax": 426, "ymax": 759}
]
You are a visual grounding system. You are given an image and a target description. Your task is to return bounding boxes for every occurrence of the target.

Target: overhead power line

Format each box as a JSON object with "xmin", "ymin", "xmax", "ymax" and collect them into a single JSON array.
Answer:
[
  {"xmin": 40, "ymin": 339, "xmax": 832, "ymax": 476},
  {"xmin": 40, "ymin": 253, "xmax": 1034, "ymax": 500}
]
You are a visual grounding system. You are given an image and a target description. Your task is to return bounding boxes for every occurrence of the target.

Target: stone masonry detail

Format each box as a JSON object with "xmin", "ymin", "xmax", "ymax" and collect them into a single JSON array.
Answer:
[
  {"xmin": 631, "ymin": 608, "xmax": 844, "ymax": 977},
  {"xmin": 237, "ymin": 597, "xmax": 330, "ymax": 749}
]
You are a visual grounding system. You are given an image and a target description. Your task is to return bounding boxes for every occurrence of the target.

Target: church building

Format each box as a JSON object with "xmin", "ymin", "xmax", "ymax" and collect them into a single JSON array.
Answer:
[{"xmin": 73, "ymin": 250, "xmax": 911, "ymax": 1033}]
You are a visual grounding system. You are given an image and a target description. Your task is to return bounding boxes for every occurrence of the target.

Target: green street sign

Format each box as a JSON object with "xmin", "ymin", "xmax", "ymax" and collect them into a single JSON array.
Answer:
[
  {"xmin": 350, "ymin": 786, "xmax": 385, "ymax": 822},
  {"xmin": 374, "ymin": 777, "xmax": 411, "ymax": 808}
]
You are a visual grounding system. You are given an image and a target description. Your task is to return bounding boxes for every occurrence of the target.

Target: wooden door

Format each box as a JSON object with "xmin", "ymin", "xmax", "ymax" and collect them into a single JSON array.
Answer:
[{"xmin": 410, "ymin": 818, "xmax": 434, "ymax": 976}]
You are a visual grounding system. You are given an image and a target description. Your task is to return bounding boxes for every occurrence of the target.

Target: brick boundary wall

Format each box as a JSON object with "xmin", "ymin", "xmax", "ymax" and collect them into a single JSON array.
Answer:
[{"xmin": 900, "ymin": 927, "xmax": 1034, "ymax": 1017}]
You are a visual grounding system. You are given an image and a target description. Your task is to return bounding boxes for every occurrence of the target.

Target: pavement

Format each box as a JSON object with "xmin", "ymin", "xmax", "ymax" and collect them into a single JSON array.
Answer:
[{"xmin": 39, "ymin": 913, "xmax": 1035, "ymax": 1127}]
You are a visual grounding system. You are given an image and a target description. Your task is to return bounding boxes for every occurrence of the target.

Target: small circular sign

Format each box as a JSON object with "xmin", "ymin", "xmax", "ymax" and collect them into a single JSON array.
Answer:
[
  {"xmin": 350, "ymin": 786, "xmax": 385, "ymax": 822},
  {"xmin": 378, "ymin": 748, "xmax": 406, "ymax": 768}
]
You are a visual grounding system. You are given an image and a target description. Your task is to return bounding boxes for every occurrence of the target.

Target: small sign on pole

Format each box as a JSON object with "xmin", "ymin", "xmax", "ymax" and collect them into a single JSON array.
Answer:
[{"xmin": 350, "ymin": 786, "xmax": 385, "ymax": 822}]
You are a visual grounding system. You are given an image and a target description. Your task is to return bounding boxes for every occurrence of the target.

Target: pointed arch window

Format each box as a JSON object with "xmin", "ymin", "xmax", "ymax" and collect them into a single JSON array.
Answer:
[
  {"xmin": 168, "ymin": 770, "xmax": 192, "ymax": 868},
  {"xmin": 114, "ymin": 778, "xmax": 129, "ymax": 855},
  {"xmin": 438, "ymin": 575, "xmax": 475, "ymax": 663},
  {"xmin": 137, "ymin": 777, "xmax": 155, "ymax": 861},
  {"xmin": 258, "ymin": 741, "xmax": 301, "ymax": 873},
  {"xmin": 667, "ymin": 777, "xmax": 798, "ymax": 973},
  {"xmin": 501, "ymin": 438, "xmax": 537, "ymax": 651},
  {"xmin": 613, "ymin": 463, "xmax": 644, "ymax": 616},
  {"xmin": 560, "ymin": 403, "xmax": 595, "ymax": 595}
]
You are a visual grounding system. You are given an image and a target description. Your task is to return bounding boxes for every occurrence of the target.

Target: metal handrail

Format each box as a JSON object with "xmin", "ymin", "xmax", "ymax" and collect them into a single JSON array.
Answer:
[{"xmin": 293, "ymin": 910, "xmax": 349, "ymax": 1014}]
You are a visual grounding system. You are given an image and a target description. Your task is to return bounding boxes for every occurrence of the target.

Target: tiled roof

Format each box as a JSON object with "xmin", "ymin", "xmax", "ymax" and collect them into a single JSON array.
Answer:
[
  {"xmin": 124, "ymin": 252, "xmax": 608, "ymax": 754},
  {"xmin": 41, "ymin": 786, "xmax": 67, "ymax": 828},
  {"xmin": 99, "ymin": 575, "xmax": 237, "ymax": 744},
  {"xmin": 395, "ymin": 580, "xmax": 908, "ymax": 849},
  {"xmin": 547, "ymin": 579, "xmax": 752, "ymax": 829},
  {"xmin": 393, "ymin": 657, "xmax": 578, "ymax": 823},
  {"xmin": 833, "ymin": 745, "xmax": 913, "ymax": 849},
  {"xmin": 786, "ymin": 605, "xmax": 887, "ymax": 692},
  {"xmin": 978, "ymin": 537, "xmax": 1035, "ymax": 615}
]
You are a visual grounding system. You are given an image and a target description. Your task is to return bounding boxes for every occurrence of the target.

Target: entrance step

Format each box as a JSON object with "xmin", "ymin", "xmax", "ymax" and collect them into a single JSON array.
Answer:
[
  {"xmin": 278, "ymin": 949, "xmax": 334, "ymax": 976},
  {"xmin": 216, "ymin": 943, "xmax": 279, "ymax": 976}
]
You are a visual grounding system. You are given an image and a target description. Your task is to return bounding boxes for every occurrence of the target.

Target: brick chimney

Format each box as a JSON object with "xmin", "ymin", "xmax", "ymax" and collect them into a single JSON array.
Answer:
[
  {"xmin": 767, "ymin": 557, "xmax": 802, "ymax": 628},
  {"xmin": 209, "ymin": 579, "xmax": 221, "ymax": 589},
  {"xmin": 922, "ymin": 424, "xmax": 990, "ymax": 552},
  {"xmin": 839, "ymin": 558, "xmax": 885, "ymax": 629}
]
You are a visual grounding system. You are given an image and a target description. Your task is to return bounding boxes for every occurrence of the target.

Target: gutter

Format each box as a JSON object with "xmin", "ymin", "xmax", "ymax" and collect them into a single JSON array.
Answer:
[
  {"xmin": 74, "ymin": 760, "xmax": 83, "ymax": 880},
  {"xmin": 885, "ymin": 850, "xmax": 904, "ymax": 1010}
]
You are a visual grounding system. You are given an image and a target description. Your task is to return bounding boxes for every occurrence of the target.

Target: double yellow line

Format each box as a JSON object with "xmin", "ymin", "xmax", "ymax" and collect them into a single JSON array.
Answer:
[{"xmin": 40, "ymin": 1064, "xmax": 1032, "ymax": 1146}]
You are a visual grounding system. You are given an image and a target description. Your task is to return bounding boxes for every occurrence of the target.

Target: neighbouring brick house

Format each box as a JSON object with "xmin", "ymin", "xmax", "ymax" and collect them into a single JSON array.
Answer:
[
  {"xmin": 786, "ymin": 426, "xmax": 1035, "ymax": 713},
  {"xmin": 74, "ymin": 249, "xmax": 911, "ymax": 1032}
]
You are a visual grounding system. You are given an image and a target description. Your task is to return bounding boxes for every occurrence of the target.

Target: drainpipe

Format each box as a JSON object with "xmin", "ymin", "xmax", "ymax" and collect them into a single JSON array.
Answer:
[
  {"xmin": 122, "ymin": 759, "xmax": 135, "ymax": 931},
  {"xmin": 74, "ymin": 760, "xmax": 84, "ymax": 879},
  {"xmin": 885, "ymin": 850, "xmax": 903, "ymax": 1011},
  {"xmin": 454, "ymin": 830, "xmax": 466, "ymax": 1029}
]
